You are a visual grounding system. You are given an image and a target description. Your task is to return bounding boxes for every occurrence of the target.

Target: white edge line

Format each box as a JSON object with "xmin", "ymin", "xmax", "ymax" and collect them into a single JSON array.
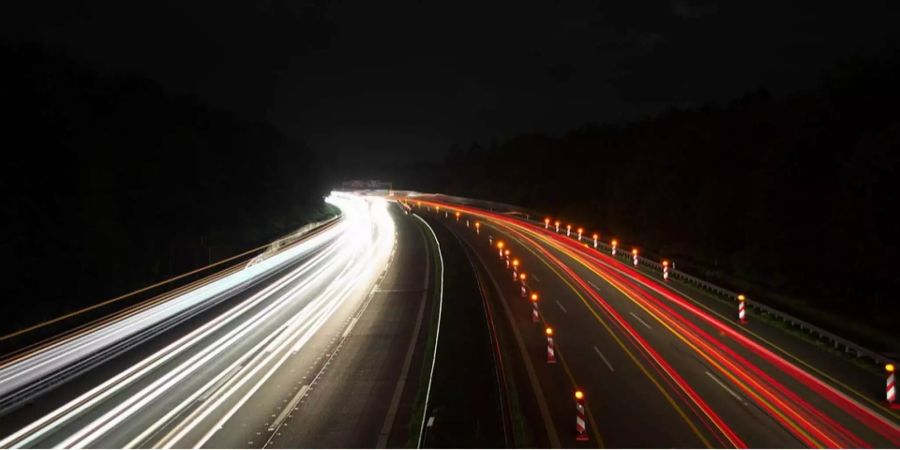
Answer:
[{"xmin": 411, "ymin": 213, "xmax": 444, "ymax": 449}]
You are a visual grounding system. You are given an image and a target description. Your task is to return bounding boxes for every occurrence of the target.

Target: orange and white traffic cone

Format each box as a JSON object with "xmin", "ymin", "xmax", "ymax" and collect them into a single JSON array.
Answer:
[
  {"xmin": 575, "ymin": 390, "xmax": 589, "ymax": 441},
  {"xmin": 546, "ymin": 327, "xmax": 556, "ymax": 363},
  {"xmin": 887, "ymin": 363, "xmax": 898, "ymax": 409},
  {"xmin": 632, "ymin": 249, "xmax": 639, "ymax": 267},
  {"xmin": 531, "ymin": 293, "xmax": 540, "ymax": 323},
  {"xmin": 592, "ymin": 234, "xmax": 598, "ymax": 248},
  {"xmin": 738, "ymin": 294, "xmax": 748, "ymax": 324},
  {"xmin": 521, "ymin": 285, "xmax": 527, "ymax": 299},
  {"xmin": 663, "ymin": 260, "xmax": 670, "ymax": 281}
]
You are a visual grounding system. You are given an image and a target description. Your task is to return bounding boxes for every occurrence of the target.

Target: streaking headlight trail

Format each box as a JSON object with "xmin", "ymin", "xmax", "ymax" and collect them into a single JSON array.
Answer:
[{"xmin": 0, "ymin": 192, "xmax": 396, "ymax": 448}]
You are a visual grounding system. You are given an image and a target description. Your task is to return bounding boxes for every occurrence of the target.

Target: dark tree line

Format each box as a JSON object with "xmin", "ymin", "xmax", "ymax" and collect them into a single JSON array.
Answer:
[
  {"xmin": 1, "ymin": 43, "xmax": 332, "ymax": 334},
  {"xmin": 379, "ymin": 53, "xmax": 900, "ymax": 345}
]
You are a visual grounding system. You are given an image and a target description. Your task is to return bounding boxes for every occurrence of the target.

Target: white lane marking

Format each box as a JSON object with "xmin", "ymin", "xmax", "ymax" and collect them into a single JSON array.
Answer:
[
  {"xmin": 341, "ymin": 317, "xmax": 359, "ymax": 339},
  {"xmin": 531, "ymin": 273, "xmax": 540, "ymax": 282},
  {"xmin": 555, "ymin": 300, "xmax": 568, "ymax": 314},
  {"xmin": 588, "ymin": 281, "xmax": 603, "ymax": 292},
  {"xmin": 268, "ymin": 385, "xmax": 308, "ymax": 432},
  {"xmin": 705, "ymin": 371, "xmax": 745, "ymax": 403},
  {"xmin": 629, "ymin": 312, "xmax": 652, "ymax": 329},
  {"xmin": 410, "ymin": 214, "xmax": 445, "ymax": 450},
  {"xmin": 593, "ymin": 346, "xmax": 615, "ymax": 372},
  {"xmin": 426, "ymin": 416, "xmax": 435, "ymax": 427}
]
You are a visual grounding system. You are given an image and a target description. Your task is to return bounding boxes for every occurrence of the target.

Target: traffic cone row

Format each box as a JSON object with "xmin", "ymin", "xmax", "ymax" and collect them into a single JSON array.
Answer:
[
  {"xmin": 433, "ymin": 205, "xmax": 593, "ymax": 443},
  {"xmin": 419, "ymin": 200, "xmax": 895, "ymax": 438}
]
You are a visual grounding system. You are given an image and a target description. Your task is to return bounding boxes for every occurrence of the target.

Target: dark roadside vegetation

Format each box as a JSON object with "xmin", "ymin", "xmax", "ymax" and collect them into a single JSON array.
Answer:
[
  {"xmin": 349, "ymin": 51, "xmax": 900, "ymax": 350},
  {"xmin": 0, "ymin": 42, "xmax": 333, "ymax": 336}
]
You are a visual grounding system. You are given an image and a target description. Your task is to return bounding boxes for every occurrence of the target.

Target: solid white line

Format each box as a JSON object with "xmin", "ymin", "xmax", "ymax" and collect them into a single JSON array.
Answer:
[
  {"xmin": 629, "ymin": 312, "xmax": 652, "ymax": 329},
  {"xmin": 705, "ymin": 371, "xmax": 744, "ymax": 402},
  {"xmin": 268, "ymin": 385, "xmax": 308, "ymax": 432},
  {"xmin": 412, "ymin": 214, "xmax": 444, "ymax": 450},
  {"xmin": 555, "ymin": 300, "xmax": 568, "ymax": 314},
  {"xmin": 593, "ymin": 346, "xmax": 615, "ymax": 372}
]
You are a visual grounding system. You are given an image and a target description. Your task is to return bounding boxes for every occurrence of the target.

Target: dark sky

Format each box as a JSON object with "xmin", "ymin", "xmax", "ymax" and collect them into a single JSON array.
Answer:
[{"xmin": 4, "ymin": 0, "xmax": 899, "ymax": 162}]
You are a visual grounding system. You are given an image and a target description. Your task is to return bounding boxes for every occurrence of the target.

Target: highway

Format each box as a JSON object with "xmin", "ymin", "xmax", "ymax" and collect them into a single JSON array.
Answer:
[
  {"xmin": 3, "ymin": 189, "xmax": 898, "ymax": 448},
  {"xmin": 0, "ymin": 193, "xmax": 440, "ymax": 448},
  {"xmin": 410, "ymin": 197, "xmax": 900, "ymax": 448}
]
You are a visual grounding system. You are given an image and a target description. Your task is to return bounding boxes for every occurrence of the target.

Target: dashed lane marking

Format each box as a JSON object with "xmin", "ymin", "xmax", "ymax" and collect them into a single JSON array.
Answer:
[
  {"xmin": 593, "ymin": 346, "xmax": 615, "ymax": 372},
  {"xmin": 629, "ymin": 311, "xmax": 652, "ymax": 329}
]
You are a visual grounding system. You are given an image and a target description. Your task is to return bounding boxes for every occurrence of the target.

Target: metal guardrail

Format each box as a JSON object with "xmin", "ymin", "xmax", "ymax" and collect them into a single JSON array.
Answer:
[
  {"xmin": 516, "ymin": 216, "xmax": 893, "ymax": 367},
  {"xmin": 247, "ymin": 215, "xmax": 341, "ymax": 268}
]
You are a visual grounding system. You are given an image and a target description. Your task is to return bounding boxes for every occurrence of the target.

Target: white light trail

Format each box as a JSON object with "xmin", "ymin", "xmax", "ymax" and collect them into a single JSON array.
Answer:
[{"xmin": 0, "ymin": 192, "xmax": 397, "ymax": 449}]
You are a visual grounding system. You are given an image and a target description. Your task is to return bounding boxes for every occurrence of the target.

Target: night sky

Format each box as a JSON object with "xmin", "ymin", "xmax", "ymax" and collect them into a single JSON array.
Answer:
[{"xmin": 4, "ymin": 0, "xmax": 899, "ymax": 163}]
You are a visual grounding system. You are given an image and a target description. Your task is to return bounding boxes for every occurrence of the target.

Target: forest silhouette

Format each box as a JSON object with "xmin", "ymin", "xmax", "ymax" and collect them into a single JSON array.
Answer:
[
  {"xmin": 2, "ymin": 42, "xmax": 332, "ymax": 335},
  {"xmin": 349, "ymin": 51, "xmax": 900, "ymax": 347}
]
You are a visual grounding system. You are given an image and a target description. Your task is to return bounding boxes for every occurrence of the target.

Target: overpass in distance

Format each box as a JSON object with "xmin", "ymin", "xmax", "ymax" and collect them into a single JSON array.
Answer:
[{"xmin": 0, "ymin": 190, "xmax": 897, "ymax": 448}]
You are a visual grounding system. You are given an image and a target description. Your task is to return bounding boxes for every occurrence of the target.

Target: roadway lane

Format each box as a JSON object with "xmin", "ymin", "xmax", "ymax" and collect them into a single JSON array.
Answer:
[
  {"xmin": 0, "ymin": 193, "xmax": 397, "ymax": 448},
  {"xmin": 412, "ymin": 199, "xmax": 900, "ymax": 448},
  {"xmin": 0, "ymin": 231, "xmax": 331, "ymax": 438},
  {"xmin": 207, "ymin": 203, "xmax": 438, "ymax": 448},
  {"xmin": 617, "ymin": 251, "xmax": 894, "ymax": 411},
  {"xmin": 511, "ymin": 218, "xmax": 900, "ymax": 448},
  {"xmin": 427, "ymin": 208, "xmax": 733, "ymax": 448}
]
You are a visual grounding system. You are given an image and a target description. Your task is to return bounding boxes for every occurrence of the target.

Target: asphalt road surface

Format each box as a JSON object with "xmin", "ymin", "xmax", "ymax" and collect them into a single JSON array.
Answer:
[
  {"xmin": 0, "ymin": 193, "xmax": 440, "ymax": 448},
  {"xmin": 410, "ymin": 198, "xmax": 900, "ymax": 448}
]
